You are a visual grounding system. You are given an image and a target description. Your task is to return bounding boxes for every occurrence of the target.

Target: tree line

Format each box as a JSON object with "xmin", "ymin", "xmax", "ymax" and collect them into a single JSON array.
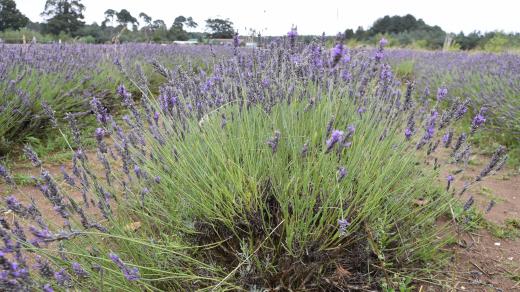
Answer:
[
  {"xmin": 1, "ymin": 0, "xmax": 520, "ymax": 51},
  {"xmin": 0, "ymin": 0, "xmax": 235, "ymax": 43},
  {"xmin": 345, "ymin": 14, "xmax": 520, "ymax": 51}
]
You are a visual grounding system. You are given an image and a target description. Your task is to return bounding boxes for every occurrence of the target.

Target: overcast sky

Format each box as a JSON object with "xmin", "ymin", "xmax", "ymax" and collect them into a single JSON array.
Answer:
[{"xmin": 15, "ymin": 0, "xmax": 519, "ymax": 36}]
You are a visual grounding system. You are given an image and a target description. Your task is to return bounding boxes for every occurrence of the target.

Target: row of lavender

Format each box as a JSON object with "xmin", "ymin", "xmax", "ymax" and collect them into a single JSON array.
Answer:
[
  {"xmin": 0, "ymin": 43, "xmax": 232, "ymax": 156},
  {"xmin": 0, "ymin": 34, "xmax": 508, "ymax": 290},
  {"xmin": 385, "ymin": 49, "xmax": 520, "ymax": 150}
]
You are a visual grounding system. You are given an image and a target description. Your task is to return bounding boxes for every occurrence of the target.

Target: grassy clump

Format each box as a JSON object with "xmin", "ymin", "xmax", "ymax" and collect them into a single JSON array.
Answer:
[{"xmin": 35, "ymin": 92, "xmax": 454, "ymax": 290}]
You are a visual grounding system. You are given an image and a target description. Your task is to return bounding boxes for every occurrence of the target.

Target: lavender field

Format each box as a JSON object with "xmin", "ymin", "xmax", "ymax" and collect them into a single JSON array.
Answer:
[{"xmin": 0, "ymin": 34, "xmax": 518, "ymax": 291}]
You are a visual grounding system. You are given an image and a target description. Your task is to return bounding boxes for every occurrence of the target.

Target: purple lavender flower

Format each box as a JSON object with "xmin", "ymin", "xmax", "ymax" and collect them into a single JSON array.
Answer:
[
  {"xmin": 476, "ymin": 145, "xmax": 507, "ymax": 181},
  {"xmin": 473, "ymin": 113, "xmax": 486, "ymax": 126},
  {"xmin": 233, "ymin": 32, "xmax": 240, "ymax": 49},
  {"xmin": 403, "ymin": 81, "xmax": 414, "ymax": 110},
  {"xmin": 341, "ymin": 69, "xmax": 352, "ymax": 81},
  {"xmin": 330, "ymin": 43, "xmax": 344, "ymax": 67},
  {"xmin": 266, "ymin": 131, "xmax": 281, "ymax": 153},
  {"xmin": 485, "ymin": 200, "xmax": 496, "ymax": 213},
  {"xmin": 287, "ymin": 28, "xmax": 297, "ymax": 38},
  {"xmin": 153, "ymin": 111, "xmax": 160, "ymax": 125},
  {"xmin": 0, "ymin": 164, "xmax": 15, "ymax": 185},
  {"xmin": 374, "ymin": 38, "xmax": 387, "ymax": 62},
  {"xmin": 287, "ymin": 27, "xmax": 298, "ymax": 50},
  {"xmin": 65, "ymin": 113, "xmax": 83, "ymax": 147},
  {"xmin": 452, "ymin": 132, "xmax": 467, "ymax": 155},
  {"xmin": 35, "ymin": 256, "xmax": 54, "ymax": 279},
  {"xmin": 325, "ymin": 116, "xmax": 335, "ymax": 137},
  {"xmin": 141, "ymin": 187, "xmax": 149, "ymax": 208},
  {"xmin": 117, "ymin": 84, "xmax": 131, "ymax": 100},
  {"xmin": 404, "ymin": 128, "xmax": 413, "ymax": 140},
  {"xmin": 95, "ymin": 128, "xmax": 106, "ymax": 142},
  {"xmin": 337, "ymin": 167, "xmax": 347, "ymax": 181},
  {"xmin": 60, "ymin": 166, "xmax": 75, "ymax": 187},
  {"xmin": 23, "ymin": 145, "xmax": 42, "ymax": 167},
  {"xmin": 43, "ymin": 284, "xmax": 54, "ymax": 292},
  {"xmin": 463, "ymin": 196, "xmax": 474, "ymax": 211},
  {"xmin": 436, "ymin": 86, "xmax": 448, "ymax": 101},
  {"xmin": 338, "ymin": 218, "xmax": 350, "ymax": 236},
  {"xmin": 40, "ymin": 171, "xmax": 69, "ymax": 219},
  {"xmin": 29, "ymin": 226, "xmax": 53, "ymax": 240},
  {"xmin": 134, "ymin": 165, "xmax": 142, "ymax": 179},
  {"xmin": 109, "ymin": 252, "xmax": 140, "ymax": 281},
  {"xmin": 301, "ymin": 141, "xmax": 309, "ymax": 157},
  {"xmin": 454, "ymin": 100, "xmax": 469, "ymax": 121},
  {"xmin": 380, "ymin": 64, "xmax": 393, "ymax": 82},
  {"xmin": 41, "ymin": 102, "xmax": 58, "ymax": 128},
  {"xmin": 326, "ymin": 130, "xmax": 344, "ymax": 153},
  {"xmin": 54, "ymin": 268, "xmax": 71, "ymax": 287},
  {"xmin": 442, "ymin": 130, "xmax": 453, "ymax": 148},
  {"xmin": 6, "ymin": 195, "xmax": 24, "ymax": 214},
  {"xmin": 72, "ymin": 262, "xmax": 89, "ymax": 278},
  {"xmin": 221, "ymin": 114, "xmax": 227, "ymax": 129},
  {"xmin": 416, "ymin": 111, "xmax": 438, "ymax": 149},
  {"xmin": 446, "ymin": 175, "xmax": 454, "ymax": 191},
  {"xmin": 470, "ymin": 107, "xmax": 487, "ymax": 134},
  {"xmin": 90, "ymin": 97, "xmax": 109, "ymax": 123}
]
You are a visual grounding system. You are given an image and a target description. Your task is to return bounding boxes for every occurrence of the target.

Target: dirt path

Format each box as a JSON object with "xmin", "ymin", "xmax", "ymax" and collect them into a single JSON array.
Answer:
[
  {"xmin": 426, "ymin": 151, "xmax": 520, "ymax": 291},
  {"xmin": 0, "ymin": 151, "xmax": 105, "ymax": 228}
]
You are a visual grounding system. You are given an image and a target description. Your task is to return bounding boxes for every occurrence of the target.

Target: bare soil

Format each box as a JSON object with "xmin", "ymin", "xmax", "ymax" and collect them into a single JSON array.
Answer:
[{"xmin": 420, "ymin": 150, "xmax": 520, "ymax": 291}]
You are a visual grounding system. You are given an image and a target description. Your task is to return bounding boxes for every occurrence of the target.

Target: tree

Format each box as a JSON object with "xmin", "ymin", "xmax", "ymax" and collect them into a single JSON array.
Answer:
[
  {"xmin": 0, "ymin": 0, "xmax": 29, "ymax": 31},
  {"xmin": 344, "ymin": 28, "xmax": 354, "ymax": 39},
  {"xmin": 150, "ymin": 19, "xmax": 167, "ymax": 42},
  {"xmin": 172, "ymin": 16, "xmax": 186, "ymax": 29},
  {"xmin": 169, "ymin": 16, "xmax": 188, "ymax": 41},
  {"xmin": 354, "ymin": 26, "xmax": 366, "ymax": 40},
  {"xmin": 116, "ymin": 9, "xmax": 138, "ymax": 29},
  {"xmin": 370, "ymin": 14, "xmax": 420, "ymax": 36},
  {"xmin": 186, "ymin": 16, "xmax": 197, "ymax": 30},
  {"xmin": 484, "ymin": 33, "xmax": 509, "ymax": 52},
  {"xmin": 42, "ymin": 0, "xmax": 85, "ymax": 36},
  {"xmin": 102, "ymin": 9, "xmax": 116, "ymax": 27},
  {"xmin": 205, "ymin": 18, "xmax": 234, "ymax": 39},
  {"xmin": 152, "ymin": 19, "xmax": 166, "ymax": 30},
  {"xmin": 78, "ymin": 22, "xmax": 107, "ymax": 43},
  {"xmin": 455, "ymin": 31, "xmax": 482, "ymax": 50},
  {"xmin": 139, "ymin": 12, "xmax": 152, "ymax": 41},
  {"xmin": 139, "ymin": 12, "xmax": 152, "ymax": 27}
]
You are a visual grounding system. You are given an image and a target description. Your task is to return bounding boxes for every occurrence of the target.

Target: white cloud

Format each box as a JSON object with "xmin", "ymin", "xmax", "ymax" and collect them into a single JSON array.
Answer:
[{"xmin": 15, "ymin": 0, "xmax": 519, "ymax": 35}]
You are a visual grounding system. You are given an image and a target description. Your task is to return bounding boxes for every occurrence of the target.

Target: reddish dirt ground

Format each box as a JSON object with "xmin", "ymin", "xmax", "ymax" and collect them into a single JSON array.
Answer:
[
  {"xmin": 420, "ymin": 150, "xmax": 520, "ymax": 291},
  {"xmin": 0, "ymin": 151, "xmax": 107, "ymax": 229}
]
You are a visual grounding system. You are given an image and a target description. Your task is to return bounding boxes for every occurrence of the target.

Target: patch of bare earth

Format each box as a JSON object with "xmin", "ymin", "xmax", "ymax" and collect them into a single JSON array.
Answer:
[{"xmin": 421, "ymin": 150, "xmax": 520, "ymax": 291}]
